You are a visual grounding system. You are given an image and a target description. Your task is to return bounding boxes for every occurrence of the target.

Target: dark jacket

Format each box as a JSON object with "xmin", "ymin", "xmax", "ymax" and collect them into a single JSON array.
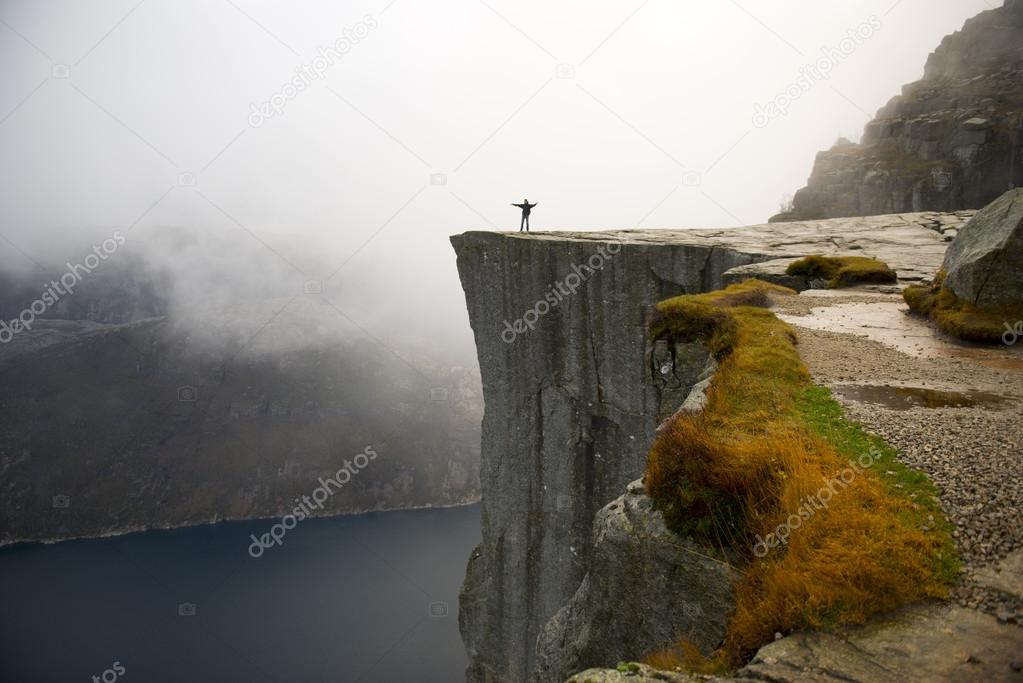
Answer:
[{"xmin": 512, "ymin": 202, "xmax": 537, "ymax": 215}]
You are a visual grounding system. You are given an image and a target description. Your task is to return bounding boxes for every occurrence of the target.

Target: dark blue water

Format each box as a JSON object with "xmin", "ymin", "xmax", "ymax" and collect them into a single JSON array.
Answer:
[{"xmin": 0, "ymin": 504, "xmax": 480, "ymax": 683}]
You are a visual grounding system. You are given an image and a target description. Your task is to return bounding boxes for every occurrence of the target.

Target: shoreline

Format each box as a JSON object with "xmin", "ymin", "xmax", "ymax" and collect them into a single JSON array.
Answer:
[{"xmin": 0, "ymin": 495, "xmax": 482, "ymax": 551}]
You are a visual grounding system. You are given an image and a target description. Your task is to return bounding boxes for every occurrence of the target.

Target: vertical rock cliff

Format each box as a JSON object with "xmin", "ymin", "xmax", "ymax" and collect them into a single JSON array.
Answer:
[{"xmin": 451, "ymin": 231, "xmax": 763, "ymax": 682}]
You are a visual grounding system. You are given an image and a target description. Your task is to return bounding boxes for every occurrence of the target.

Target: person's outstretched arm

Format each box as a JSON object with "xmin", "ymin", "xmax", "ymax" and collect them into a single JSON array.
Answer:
[{"xmin": 529, "ymin": 202, "xmax": 538, "ymax": 208}]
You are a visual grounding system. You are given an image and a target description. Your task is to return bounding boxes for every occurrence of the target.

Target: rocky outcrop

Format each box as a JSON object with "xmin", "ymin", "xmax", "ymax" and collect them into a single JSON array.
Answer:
[
  {"xmin": 531, "ymin": 480, "xmax": 739, "ymax": 683},
  {"xmin": 942, "ymin": 188, "xmax": 1023, "ymax": 306},
  {"xmin": 452, "ymin": 231, "xmax": 762, "ymax": 683},
  {"xmin": 450, "ymin": 213, "xmax": 970, "ymax": 683},
  {"xmin": 570, "ymin": 601, "xmax": 1023, "ymax": 683},
  {"xmin": 735, "ymin": 602, "xmax": 1023, "ymax": 683},
  {"xmin": 775, "ymin": 1, "xmax": 1023, "ymax": 222}
]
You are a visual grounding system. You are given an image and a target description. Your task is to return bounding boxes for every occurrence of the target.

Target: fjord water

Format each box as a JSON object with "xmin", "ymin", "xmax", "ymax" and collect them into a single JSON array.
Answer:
[{"xmin": 0, "ymin": 504, "xmax": 480, "ymax": 682}]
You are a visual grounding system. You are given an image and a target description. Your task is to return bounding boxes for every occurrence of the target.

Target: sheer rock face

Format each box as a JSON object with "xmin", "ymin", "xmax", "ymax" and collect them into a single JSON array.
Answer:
[
  {"xmin": 451, "ymin": 230, "xmax": 759, "ymax": 683},
  {"xmin": 942, "ymin": 188, "xmax": 1023, "ymax": 307},
  {"xmin": 450, "ymin": 216, "xmax": 959, "ymax": 683},
  {"xmin": 775, "ymin": 1, "xmax": 1023, "ymax": 222}
]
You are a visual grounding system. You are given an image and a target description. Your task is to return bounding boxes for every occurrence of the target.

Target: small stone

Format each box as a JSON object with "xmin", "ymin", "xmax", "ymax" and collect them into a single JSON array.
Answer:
[{"xmin": 774, "ymin": 632, "xmax": 783, "ymax": 641}]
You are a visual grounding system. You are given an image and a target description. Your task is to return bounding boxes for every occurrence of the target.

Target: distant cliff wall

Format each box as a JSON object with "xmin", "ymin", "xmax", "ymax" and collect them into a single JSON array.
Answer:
[
  {"xmin": 775, "ymin": 0, "xmax": 1023, "ymax": 222},
  {"xmin": 0, "ymin": 307, "xmax": 483, "ymax": 545}
]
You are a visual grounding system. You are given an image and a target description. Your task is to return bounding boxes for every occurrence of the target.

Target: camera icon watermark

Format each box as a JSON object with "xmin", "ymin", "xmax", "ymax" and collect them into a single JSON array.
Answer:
[
  {"xmin": 178, "ymin": 602, "xmax": 197, "ymax": 617},
  {"xmin": 430, "ymin": 387, "xmax": 449, "ymax": 402},
  {"xmin": 303, "ymin": 280, "xmax": 323, "ymax": 294},
  {"xmin": 428, "ymin": 601, "xmax": 449, "ymax": 618},
  {"xmin": 177, "ymin": 386, "xmax": 198, "ymax": 402},
  {"xmin": 430, "ymin": 172, "xmax": 447, "ymax": 186},
  {"xmin": 681, "ymin": 602, "xmax": 704, "ymax": 620},
  {"xmin": 931, "ymin": 168, "xmax": 952, "ymax": 191},
  {"xmin": 681, "ymin": 171, "xmax": 702, "ymax": 187},
  {"xmin": 177, "ymin": 172, "xmax": 197, "ymax": 187},
  {"xmin": 52, "ymin": 494, "xmax": 71, "ymax": 509},
  {"xmin": 51, "ymin": 64, "xmax": 70, "ymax": 79},
  {"xmin": 555, "ymin": 63, "xmax": 575, "ymax": 79}
]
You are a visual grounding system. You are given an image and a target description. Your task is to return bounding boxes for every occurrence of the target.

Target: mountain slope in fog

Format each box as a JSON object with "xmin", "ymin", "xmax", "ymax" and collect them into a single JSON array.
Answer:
[{"xmin": 0, "ymin": 227, "xmax": 481, "ymax": 544}]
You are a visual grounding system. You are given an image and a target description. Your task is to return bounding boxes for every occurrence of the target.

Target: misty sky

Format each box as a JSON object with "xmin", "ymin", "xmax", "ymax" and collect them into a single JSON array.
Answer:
[{"xmin": 0, "ymin": 0, "xmax": 998, "ymax": 342}]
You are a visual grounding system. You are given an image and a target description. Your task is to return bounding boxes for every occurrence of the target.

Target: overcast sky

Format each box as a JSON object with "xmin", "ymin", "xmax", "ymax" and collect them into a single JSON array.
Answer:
[{"xmin": 0, "ymin": 0, "xmax": 998, "ymax": 338}]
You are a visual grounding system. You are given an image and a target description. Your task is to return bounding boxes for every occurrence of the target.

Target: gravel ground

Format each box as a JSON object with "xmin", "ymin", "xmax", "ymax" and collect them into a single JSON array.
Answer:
[{"xmin": 773, "ymin": 292, "xmax": 1023, "ymax": 625}]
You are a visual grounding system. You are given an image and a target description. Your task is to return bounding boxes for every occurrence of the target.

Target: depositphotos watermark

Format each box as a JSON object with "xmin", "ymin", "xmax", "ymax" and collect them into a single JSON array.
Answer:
[
  {"xmin": 248, "ymin": 15, "xmax": 378, "ymax": 127},
  {"xmin": 248, "ymin": 446, "xmax": 378, "ymax": 557},
  {"xmin": 753, "ymin": 16, "xmax": 882, "ymax": 128},
  {"xmin": 752, "ymin": 447, "xmax": 881, "ymax": 558},
  {"xmin": 91, "ymin": 660, "xmax": 125, "ymax": 683},
  {"xmin": 1003, "ymin": 321, "xmax": 1023, "ymax": 346},
  {"xmin": 0, "ymin": 231, "xmax": 126, "ymax": 344},
  {"xmin": 502, "ymin": 243, "xmax": 621, "ymax": 344}
]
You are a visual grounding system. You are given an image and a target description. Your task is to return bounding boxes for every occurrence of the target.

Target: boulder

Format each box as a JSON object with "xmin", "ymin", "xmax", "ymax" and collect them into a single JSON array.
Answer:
[
  {"xmin": 531, "ymin": 480, "xmax": 739, "ymax": 683},
  {"xmin": 942, "ymin": 188, "xmax": 1023, "ymax": 307}
]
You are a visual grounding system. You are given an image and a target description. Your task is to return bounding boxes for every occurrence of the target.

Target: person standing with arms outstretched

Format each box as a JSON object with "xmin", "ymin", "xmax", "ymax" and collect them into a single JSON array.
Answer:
[{"xmin": 511, "ymin": 199, "xmax": 537, "ymax": 232}]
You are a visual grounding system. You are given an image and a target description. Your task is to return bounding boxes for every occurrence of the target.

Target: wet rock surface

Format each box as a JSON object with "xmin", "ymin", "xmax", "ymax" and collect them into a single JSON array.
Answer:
[{"xmin": 777, "ymin": 289, "xmax": 1023, "ymax": 633}]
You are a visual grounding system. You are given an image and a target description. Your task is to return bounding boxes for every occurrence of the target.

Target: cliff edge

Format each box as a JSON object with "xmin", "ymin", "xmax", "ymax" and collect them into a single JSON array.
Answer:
[{"xmin": 450, "ymin": 213, "xmax": 966, "ymax": 683}]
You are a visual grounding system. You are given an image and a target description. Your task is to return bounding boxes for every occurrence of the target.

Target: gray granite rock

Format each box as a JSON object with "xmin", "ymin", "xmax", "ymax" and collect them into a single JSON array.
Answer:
[
  {"xmin": 452, "ymin": 229, "xmax": 758, "ymax": 683},
  {"xmin": 721, "ymin": 258, "xmax": 807, "ymax": 291},
  {"xmin": 565, "ymin": 663, "xmax": 705, "ymax": 682},
  {"xmin": 942, "ymin": 188, "xmax": 1023, "ymax": 306},
  {"xmin": 532, "ymin": 481, "xmax": 739, "ymax": 683},
  {"xmin": 570, "ymin": 602, "xmax": 1023, "ymax": 683}
]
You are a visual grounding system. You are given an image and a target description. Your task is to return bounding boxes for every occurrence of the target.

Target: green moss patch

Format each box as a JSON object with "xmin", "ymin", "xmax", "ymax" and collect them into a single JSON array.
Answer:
[
  {"xmin": 786, "ymin": 255, "xmax": 897, "ymax": 288},
  {"xmin": 904, "ymin": 275, "xmax": 1023, "ymax": 344}
]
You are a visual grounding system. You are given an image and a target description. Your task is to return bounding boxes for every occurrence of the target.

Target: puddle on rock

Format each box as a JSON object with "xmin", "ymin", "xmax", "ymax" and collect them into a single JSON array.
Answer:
[
  {"xmin": 833, "ymin": 384, "xmax": 1007, "ymax": 410},
  {"xmin": 778, "ymin": 301, "xmax": 1023, "ymax": 372}
]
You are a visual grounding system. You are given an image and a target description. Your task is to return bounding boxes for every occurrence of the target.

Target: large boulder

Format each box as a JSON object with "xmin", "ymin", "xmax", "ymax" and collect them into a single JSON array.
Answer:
[
  {"xmin": 942, "ymin": 188, "xmax": 1023, "ymax": 307},
  {"xmin": 531, "ymin": 480, "xmax": 739, "ymax": 683}
]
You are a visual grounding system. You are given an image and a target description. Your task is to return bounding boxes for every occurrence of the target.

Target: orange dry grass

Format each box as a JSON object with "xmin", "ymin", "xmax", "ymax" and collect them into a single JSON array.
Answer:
[{"xmin": 644, "ymin": 280, "xmax": 955, "ymax": 667}]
